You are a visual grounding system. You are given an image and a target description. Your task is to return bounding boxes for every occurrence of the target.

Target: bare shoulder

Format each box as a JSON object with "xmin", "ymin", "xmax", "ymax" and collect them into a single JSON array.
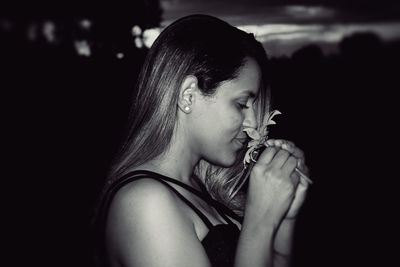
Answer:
[
  {"xmin": 106, "ymin": 178, "xmax": 211, "ymax": 267},
  {"xmin": 106, "ymin": 178, "xmax": 190, "ymax": 235},
  {"xmin": 109, "ymin": 178, "xmax": 179, "ymax": 213}
]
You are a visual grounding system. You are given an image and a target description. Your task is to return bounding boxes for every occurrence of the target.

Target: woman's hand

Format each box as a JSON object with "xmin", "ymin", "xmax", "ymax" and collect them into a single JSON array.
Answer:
[
  {"xmin": 238, "ymin": 143, "xmax": 301, "ymax": 267},
  {"xmin": 265, "ymin": 139, "xmax": 310, "ymax": 220},
  {"xmin": 244, "ymin": 138, "xmax": 310, "ymax": 229},
  {"xmin": 244, "ymin": 143, "xmax": 300, "ymax": 229}
]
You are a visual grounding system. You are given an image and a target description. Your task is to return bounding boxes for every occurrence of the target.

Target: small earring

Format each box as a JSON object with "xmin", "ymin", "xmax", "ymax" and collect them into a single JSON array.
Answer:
[{"xmin": 184, "ymin": 106, "xmax": 190, "ymax": 111}]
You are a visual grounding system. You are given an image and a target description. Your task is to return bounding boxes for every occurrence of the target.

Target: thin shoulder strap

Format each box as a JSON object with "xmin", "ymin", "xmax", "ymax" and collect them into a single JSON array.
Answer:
[
  {"xmin": 192, "ymin": 177, "xmax": 240, "ymax": 226},
  {"xmin": 121, "ymin": 170, "xmax": 242, "ymax": 225},
  {"xmin": 101, "ymin": 172, "xmax": 214, "ymax": 229}
]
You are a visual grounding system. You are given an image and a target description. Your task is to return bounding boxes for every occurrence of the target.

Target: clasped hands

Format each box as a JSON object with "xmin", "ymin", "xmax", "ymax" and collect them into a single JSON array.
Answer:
[{"xmin": 247, "ymin": 139, "xmax": 311, "ymax": 223}]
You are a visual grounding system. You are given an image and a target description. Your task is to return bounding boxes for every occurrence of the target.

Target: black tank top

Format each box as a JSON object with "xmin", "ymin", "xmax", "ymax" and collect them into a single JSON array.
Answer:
[{"xmin": 95, "ymin": 170, "xmax": 243, "ymax": 267}]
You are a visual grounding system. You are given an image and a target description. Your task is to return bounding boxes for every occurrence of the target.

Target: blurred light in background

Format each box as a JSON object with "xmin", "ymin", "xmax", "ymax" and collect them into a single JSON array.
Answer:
[
  {"xmin": 131, "ymin": 25, "xmax": 142, "ymax": 37},
  {"xmin": 240, "ymin": 21, "xmax": 400, "ymax": 56},
  {"xmin": 79, "ymin": 19, "xmax": 92, "ymax": 30},
  {"xmin": 142, "ymin": 27, "xmax": 161, "ymax": 48},
  {"xmin": 155, "ymin": 3, "xmax": 400, "ymax": 56},
  {"xmin": 74, "ymin": 40, "xmax": 91, "ymax": 57},
  {"xmin": 283, "ymin": 5, "xmax": 337, "ymax": 19},
  {"xmin": 43, "ymin": 21, "xmax": 56, "ymax": 43},
  {"xmin": 2, "ymin": 2, "xmax": 399, "ymax": 57},
  {"xmin": 141, "ymin": 20, "xmax": 400, "ymax": 56}
]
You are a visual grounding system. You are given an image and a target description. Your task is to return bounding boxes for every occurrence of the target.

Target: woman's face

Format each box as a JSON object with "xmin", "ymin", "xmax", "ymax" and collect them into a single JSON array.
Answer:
[{"xmin": 191, "ymin": 57, "xmax": 261, "ymax": 167}]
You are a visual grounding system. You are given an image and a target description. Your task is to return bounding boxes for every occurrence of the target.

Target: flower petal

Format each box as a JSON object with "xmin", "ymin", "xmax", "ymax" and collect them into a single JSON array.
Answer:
[
  {"xmin": 243, "ymin": 149, "xmax": 252, "ymax": 165},
  {"xmin": 243, "ymin": 110, "xmax": 282, "ymax": 168},
  {"xmin": 247, "ymin": 140, "xmax": 259, "ymax": 147},
  {"xmin": 243, "ymin": 127, "xmax": 261, "ymax": 140},
  {"xmin": 263, "ymin": 110, "xmax": 282, "ymax": 126}
]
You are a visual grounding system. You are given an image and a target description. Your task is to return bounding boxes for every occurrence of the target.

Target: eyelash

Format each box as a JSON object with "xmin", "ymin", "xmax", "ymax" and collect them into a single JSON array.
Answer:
[{"xmin": 237, "ymin": 103, "xmax": 249, "ymax": 109}]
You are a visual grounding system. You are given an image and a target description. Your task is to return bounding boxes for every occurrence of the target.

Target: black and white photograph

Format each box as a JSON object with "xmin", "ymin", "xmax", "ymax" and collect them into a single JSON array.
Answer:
[{"xmin": 2, "ymin": 0, "xmax": 399, "ymax": 266}]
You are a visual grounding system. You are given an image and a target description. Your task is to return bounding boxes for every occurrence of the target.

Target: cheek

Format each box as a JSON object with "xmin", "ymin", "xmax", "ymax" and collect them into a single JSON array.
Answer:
[
  {"xmin": 229, "ymin": 109, "xmax": 245, "ymax": 129},
  {"xmin": 203, "ymin": 104, "xmax": 244, "ymax": 138},
  {"xmin": 214, "ymin": 107, "xmax": 243, "ymax": 131}
]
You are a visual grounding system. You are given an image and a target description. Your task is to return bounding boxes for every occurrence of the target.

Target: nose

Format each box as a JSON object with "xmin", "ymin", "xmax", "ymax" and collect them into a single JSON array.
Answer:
[{"xmin": 242, "ymin": 106, "xmax": 257, "ymax": 129}]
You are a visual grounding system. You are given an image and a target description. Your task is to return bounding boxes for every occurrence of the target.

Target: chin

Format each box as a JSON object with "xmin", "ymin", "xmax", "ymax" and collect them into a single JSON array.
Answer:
[
  {"xmin": 214, "ymin": 151, "xmax": 238, "ymax": 168},
  {"xmin": 203, "ymin": 145, "xmax": 242, "ymax": 168},
  {"xmin": 217, "ymin": 160, "xmax": 236, "ymax": 168}
]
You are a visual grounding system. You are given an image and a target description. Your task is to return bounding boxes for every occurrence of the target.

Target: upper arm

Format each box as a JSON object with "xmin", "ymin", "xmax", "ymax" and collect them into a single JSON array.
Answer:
[{"xmin": 105, "ymin": 179, "xmax": 211, "ymax": 267}]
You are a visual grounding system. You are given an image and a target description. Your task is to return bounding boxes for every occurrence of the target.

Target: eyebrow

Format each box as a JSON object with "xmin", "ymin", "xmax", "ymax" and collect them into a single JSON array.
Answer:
[{"xmin": 239, "ymin": 90, "xmax": 257, "ymax": 99}]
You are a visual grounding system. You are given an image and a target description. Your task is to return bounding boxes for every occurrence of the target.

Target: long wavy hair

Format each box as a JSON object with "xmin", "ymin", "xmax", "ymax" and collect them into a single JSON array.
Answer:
[{"xmin": 100, "ymin": 14, "xmax": 271, "ymax": 215}]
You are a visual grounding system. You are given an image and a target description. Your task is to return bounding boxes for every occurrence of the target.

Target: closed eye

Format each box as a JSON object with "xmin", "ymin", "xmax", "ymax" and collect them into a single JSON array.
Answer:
[{"xmin": 237, "ymin": 103, "xmax": 249, "ymax": 109}]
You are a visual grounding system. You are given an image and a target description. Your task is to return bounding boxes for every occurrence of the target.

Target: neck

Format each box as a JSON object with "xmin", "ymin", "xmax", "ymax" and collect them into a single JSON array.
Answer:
[{"xmin": 135, "ymin": 131, "xmax": 200, "ymax": 186}]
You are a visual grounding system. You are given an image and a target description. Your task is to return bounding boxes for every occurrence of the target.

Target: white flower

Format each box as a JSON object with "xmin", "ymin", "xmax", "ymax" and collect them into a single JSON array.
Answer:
[{"xmin": 243, "ymin": 110, "xmax": 281, "ymax": 167}]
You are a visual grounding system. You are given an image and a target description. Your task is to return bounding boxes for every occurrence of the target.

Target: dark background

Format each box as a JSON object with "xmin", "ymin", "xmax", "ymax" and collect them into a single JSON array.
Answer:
[{"xmin": 2, "ymin": 1, "xmax": 399, "ymax": 266}]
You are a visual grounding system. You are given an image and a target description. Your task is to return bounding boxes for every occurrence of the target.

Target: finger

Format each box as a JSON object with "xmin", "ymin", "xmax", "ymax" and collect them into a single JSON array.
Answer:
[
  {"xmin": 274, "ymin": 139, "xmax": 283, "ymax": 147},
  {"xmin": 281, "ymin": 143, "xmax": 294, "ymax": 153},
  {"xmin": 299, "ymin": 175, "xmax": 311, "ymax": 189},
  {"xmin": 290, "ymin": 170, "xmax": 300, "ymax": 185},
  {"xmin": 266, "ymin": 139, "xmax": 307, "ymax": 170},
  {"xmin": 298, "ymin": 164, "xmax": 310, "ymax": 177},
  {"xmin": 280, "ymin": 140, "xmax": 306, "ymax": 166},
  {"xmin": 292, "ymin": 147, "xmax": 305, "ymax": 162},
  {"xmin": 256, "ymin": 146, "xmax": 278, "ymax": 166},
  {"xmin": 280, "ymin": 140, "xmax": 303, "ymax": 158},
  {"xmin": 270, "ymin": 148, "xmax": 291, "ymax": 169},
  {"xmin": 281, "ymin": 155, "xmax": 297, "ymax": 175},
  {"xmin": 265, "ymin": 139, "xmax": 276, "ymax": 147},
  {"xmin": 283, "ymin": 140, "xmax": 295, "ymax": 148},
  {"xmin": 269, "ymin": 139, "xmax": 296, "ymax": 155}
]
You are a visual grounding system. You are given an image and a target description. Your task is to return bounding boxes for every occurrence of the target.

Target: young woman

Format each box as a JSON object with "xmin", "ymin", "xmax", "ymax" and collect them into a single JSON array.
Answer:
[{"xmin": 94, "ymin": 14, "xmax": 310, "ymax": 267}]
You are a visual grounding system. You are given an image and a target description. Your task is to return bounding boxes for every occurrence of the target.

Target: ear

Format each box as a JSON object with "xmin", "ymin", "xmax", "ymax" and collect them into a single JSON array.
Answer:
[{"xmin": 178, "ymin": 75, "xmax": 198, "ymax": 114}]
